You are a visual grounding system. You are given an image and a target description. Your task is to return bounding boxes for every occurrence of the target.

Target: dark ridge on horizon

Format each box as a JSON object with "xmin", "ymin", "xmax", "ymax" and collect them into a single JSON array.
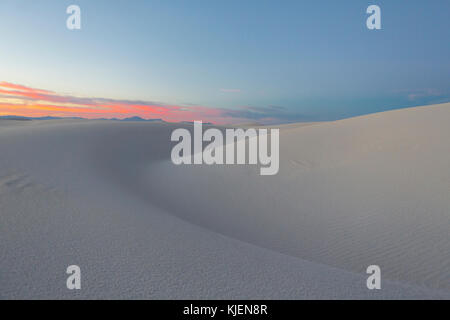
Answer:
[
  {"xmin": 0, "ymin": 115, "xmax": 164, "ymax": 122},
  {"xmin": 2, "ymin": 102, "xmax": 448, "ymax": 126}
]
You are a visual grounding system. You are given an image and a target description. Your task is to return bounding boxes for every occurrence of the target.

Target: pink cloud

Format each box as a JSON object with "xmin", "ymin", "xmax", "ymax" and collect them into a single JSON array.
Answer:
[{"xmin": 0, "ymin": 82, "xmax": 294, "ymax": 124}]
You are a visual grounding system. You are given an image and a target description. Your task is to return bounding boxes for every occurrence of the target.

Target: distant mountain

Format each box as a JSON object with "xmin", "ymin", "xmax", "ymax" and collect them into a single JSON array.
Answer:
[
  {"xmin": 0, "ymin": 115, "xmax": 163, "ymax": 122},
  {"xmin": 33, "ymin": 116, "xmax": 64, "ymax": 120},
  {"xmin": 0, "ymin": 115, "xmax": 32, "ymax": 121},
  {"xmin": 181, "ymin": 120, "xmax": 213, "ymax": 125},
  {"xmin": 0, "ymin": 115, "xmax": 84, "ymax": 121},
  {"xmin": 120, "ymin": 116, "xmax": 163, "ymax": 122}
]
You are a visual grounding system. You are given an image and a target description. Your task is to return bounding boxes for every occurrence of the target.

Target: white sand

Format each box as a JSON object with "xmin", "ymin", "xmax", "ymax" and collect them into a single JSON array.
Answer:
[{"xmin": 0, "ymin": 103, "xmax": 449, "ymax": 299}]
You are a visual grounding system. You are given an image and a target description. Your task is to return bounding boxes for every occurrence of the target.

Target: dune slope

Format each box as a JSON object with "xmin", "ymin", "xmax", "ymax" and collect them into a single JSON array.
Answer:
[
  {"xmin": 146, "ymin": 103, "xmax": 450, "ymax": 291},
  {"xmin": 0, "ymin": 104, "xmax": 449, "ymax": 299}
]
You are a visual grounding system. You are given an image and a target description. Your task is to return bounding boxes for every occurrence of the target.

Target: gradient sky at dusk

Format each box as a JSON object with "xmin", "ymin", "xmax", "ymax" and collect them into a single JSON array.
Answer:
[{"xmin": 1, "ymin": 0, "xmax": 449, "ymax": 124}]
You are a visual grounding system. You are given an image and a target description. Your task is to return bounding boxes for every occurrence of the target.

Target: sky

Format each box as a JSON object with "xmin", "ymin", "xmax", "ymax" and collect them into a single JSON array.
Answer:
[{"xmin": 0, "ymin": 0, "xmax": 449, "ymax": 124}]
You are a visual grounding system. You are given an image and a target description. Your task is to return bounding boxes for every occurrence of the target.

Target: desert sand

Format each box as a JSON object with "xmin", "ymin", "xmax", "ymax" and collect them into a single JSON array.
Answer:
[{"xmin": 0, "ymin": 103, "xmax": 449, "ymax": 299}]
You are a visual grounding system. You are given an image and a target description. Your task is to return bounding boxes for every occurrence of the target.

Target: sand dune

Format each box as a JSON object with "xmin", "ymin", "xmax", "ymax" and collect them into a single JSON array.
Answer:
[{"xmin": 1, "ymin": 103, "xmax": 449, "ymax": 299}]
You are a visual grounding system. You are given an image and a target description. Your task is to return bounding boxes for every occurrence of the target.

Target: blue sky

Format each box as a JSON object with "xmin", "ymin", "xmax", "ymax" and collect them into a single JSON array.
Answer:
[{"xmin": 0, "ymin": 0, "xmax": 449, "ymax": 123}]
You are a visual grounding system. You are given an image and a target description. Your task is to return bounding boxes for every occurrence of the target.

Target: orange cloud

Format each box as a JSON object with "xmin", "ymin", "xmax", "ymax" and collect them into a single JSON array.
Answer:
[{"xmin": 0, "ymin": 82, "xmax": 294, "ymax": 124}]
